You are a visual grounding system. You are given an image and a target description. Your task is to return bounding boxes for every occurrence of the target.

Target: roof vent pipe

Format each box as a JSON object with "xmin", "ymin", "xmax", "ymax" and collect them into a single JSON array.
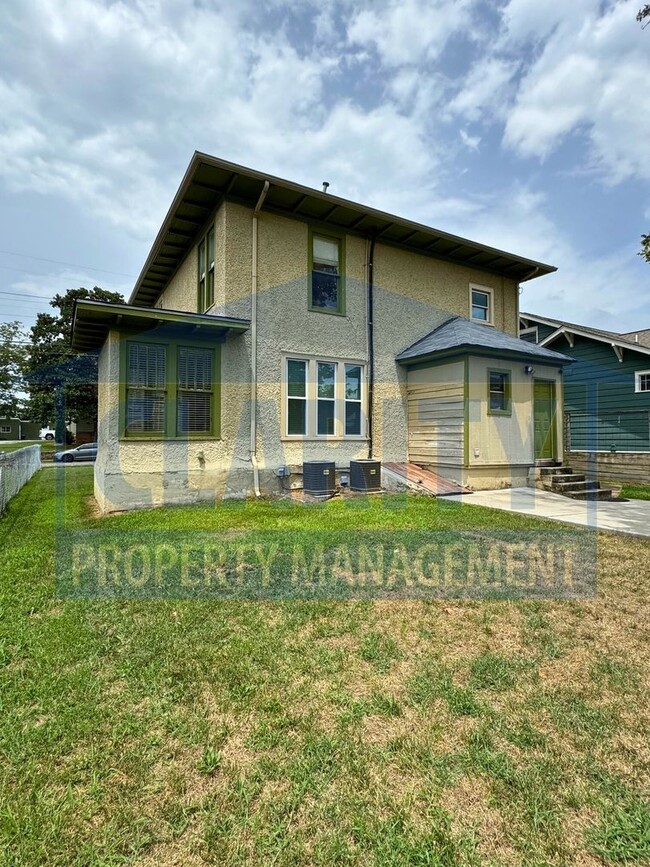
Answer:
[{"xmin": 322, "ymin": 181, "xmax": 330, "ymax": 193}]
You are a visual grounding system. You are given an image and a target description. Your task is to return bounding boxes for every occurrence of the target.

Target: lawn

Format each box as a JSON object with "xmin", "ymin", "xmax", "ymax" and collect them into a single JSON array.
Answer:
[
  {"xmin": 621, "ymin": 484, "xmax": 650, "ymax": 502},
  {"xmin": 1, "ymin": 468, "xmax": 649, "ymax": 866}
]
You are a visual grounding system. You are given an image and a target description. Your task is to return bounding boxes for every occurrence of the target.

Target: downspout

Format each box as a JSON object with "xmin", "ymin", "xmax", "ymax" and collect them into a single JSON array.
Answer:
[
  {"xmin": 250, "ymin": 180, "xmax": 270, "ymax": 497},
  {"xmin": 367, "ymin": 235, "xmax": 376, "ymax": 459}
]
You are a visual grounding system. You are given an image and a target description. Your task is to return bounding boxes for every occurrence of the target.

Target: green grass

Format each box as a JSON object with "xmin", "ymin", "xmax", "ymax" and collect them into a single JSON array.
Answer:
[
  {"xmin": 620, "ymin": 483, "xmax": 650, "ymax": 501},
  {"xmin": 1, "ymin": 468, "xmax": 649, "ymax": 865}
]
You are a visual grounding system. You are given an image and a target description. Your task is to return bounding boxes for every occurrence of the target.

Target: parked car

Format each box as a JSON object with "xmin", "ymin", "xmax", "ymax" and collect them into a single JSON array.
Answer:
[
  {"xmin": 53, "ymin": 443, "xmax": 97, "ymax": 463},
  {"xmin": 40, "ymin": 427, "xmax": 56, "ymax": 441}
]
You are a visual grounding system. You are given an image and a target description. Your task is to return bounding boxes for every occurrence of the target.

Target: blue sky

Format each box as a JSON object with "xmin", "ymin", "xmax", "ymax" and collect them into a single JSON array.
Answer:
[{"xmin": 0, "ymin": 0, "xmax": 649, "ymax": 334}]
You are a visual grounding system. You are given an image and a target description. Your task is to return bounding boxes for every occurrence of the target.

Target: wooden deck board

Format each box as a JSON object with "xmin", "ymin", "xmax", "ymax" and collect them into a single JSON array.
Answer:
[{"xmin": 383, "ymin": 462, "xmax": 472, "ymax": 497}]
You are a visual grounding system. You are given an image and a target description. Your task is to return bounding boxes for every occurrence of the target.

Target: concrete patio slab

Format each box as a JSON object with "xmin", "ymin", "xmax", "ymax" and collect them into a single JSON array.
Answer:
[{"xmin": 446, "ymin": 487, "xmax": 650, "ymax": 539}]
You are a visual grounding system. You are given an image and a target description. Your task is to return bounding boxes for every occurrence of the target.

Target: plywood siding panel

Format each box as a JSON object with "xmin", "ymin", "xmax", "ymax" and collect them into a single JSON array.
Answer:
[{"xmin": 406, "ymin": 361, "xmax": 465, "ymax": 467}]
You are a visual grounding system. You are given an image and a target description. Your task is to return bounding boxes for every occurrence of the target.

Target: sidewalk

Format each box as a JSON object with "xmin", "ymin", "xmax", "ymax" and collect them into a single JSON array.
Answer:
[{"xmin": 446, "ymin": 487, "xmax": 650, "ymax": 539}]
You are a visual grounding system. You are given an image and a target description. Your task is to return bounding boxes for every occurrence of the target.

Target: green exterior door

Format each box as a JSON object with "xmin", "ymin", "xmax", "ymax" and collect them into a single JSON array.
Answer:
[{"xmin": 533, "ymin": 380, "xmax": 557, "ymax": 460}]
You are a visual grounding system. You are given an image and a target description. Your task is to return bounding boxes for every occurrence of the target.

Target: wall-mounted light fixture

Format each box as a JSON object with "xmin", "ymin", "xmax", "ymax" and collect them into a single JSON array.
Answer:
[{"xmin": 524, "ymin": 365, "xmax": 535, "ymax": 375}]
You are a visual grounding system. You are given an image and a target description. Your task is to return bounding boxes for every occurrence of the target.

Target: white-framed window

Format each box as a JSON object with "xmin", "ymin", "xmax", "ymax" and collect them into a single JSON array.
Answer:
[
  {"xmin": 635, "ymin": 370, "xmax": 650, "ymax": 393},
  {"xmin": 283, "ymin": 355, "xmax": 366, "ymax": 439},
  {"xmin": 470, "ymin": 284, "xmax": 493, "ymax": 324},
  {"xmin": 287, "ymin": 358, "xmax": 308, "ymax": 435},
  {"xmin": 0, "ymin": 425, "xmax": 11, "ymax": 433}
]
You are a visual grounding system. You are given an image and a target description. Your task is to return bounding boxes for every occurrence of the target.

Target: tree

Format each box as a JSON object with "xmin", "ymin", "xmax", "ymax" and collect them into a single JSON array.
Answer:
[
  {"xmin": 640, "ymin": 234, "xmax": 650, "ymax": 264},
  {"xmin": 0, "ymin": 321, "xmax": 27, "ymax": 417},
  {"xmin": 26, "ymin": 287, "xmax": 124, "ymax": 441},
  {"xmin": 638, "ymin": 5, "xmax": 650, "ymax": 27}
]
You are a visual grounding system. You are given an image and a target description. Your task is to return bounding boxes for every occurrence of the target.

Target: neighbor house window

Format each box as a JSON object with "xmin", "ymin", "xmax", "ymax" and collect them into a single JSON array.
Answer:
[
  {"xmin": 197, "ymin": 226, "xmax": 215, "ymax": 312},
  {"xmin": 177, "ymin": 346, "xmax": 213, "ymax": 434},
  {"xmin": 635, "ymin": 370, "xmax": 650, "ymax": 393},
  {"xmin": 488, "ymin": 370, "xmax": 511, "ymax": 415},
  {"xmin": 0, "ymin": 426, "xmax": 11, "ymax": 433},
  {"xmin": 310, "ymin": 232, "xmax": 344, "ymax": 314},
  {"xmin": 470, "ymin": 285, "xmax": 493, "ymax": 324},
  {"xmin": 126, "ymin": 342, "xmax": 167, "ymax": 433},
  {"xmin": 284, "ymin": 356, "xmax": 365, "ymax": 438},
  {"xmin": 287, "ymin": 359, "xmax": 308, "ymax": 435},
  {"xmin": 123, "ymin": 339, "xmax": 219, "ymax": 438}
]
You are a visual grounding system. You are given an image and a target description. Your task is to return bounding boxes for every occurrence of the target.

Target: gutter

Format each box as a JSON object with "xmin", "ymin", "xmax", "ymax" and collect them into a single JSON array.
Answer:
[{"xmin": 250, "ymin": 180, "xmax": 270, "ymax": 498}]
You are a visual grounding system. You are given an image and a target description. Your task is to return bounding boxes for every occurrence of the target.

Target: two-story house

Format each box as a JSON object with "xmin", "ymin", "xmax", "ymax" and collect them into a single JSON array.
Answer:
[{"xmin": 70, "ymin": 153, "xmax": 571, "ymax": 512}]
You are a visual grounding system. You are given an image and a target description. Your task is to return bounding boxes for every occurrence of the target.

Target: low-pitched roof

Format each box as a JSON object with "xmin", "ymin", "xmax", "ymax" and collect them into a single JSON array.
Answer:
[
  {"xmin": 396, "ymin": 316, "xmax": 573, "ymax": 365},
  {"xmin": 130, "ymin": 152, "xmax": 556, "ymax": 307},
  {"xmin": 521, "ymin": 311, "xmax": 650, "ymax": 358},
  {"xmin": 71, "ymin": 300, "xmax": 250, "ymax": 352}
]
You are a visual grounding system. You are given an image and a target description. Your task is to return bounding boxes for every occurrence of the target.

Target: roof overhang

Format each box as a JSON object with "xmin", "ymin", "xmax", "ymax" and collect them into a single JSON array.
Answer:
[
  {"xmin": 540, "ymin": 325, "xmax": 650, "ymax": 360},
  {"xmin": 71, "ymin": 300, "xmax": 250, "ymax": 353},
  {"xmin": 397, "ymin": 344, "xmax": 573, "ymax": 368},
  {"xmin": 130, "ymin": 152, "xmax": 557, "ymax": 307}
]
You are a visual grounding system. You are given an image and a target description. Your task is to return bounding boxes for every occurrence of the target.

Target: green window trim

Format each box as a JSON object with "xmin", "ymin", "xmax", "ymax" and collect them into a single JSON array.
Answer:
[
  {"xmin": 197, "ymin": 225, "xmax": 215, "ymax": 312},
  {"xmin": 119, "ymin": 335, "xmax": 221, "ymax": 441},
  {"xmin": 487, "ymin": 368, "xmax": 512, "ymax": 416},
  {"xmin": 308, "ymin": 226, "xmax": 346, "ymax": 316}
]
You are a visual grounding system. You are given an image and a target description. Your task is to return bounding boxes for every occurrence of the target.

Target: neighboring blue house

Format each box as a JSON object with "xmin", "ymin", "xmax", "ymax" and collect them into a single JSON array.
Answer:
[{"xmin": 520, "ymin": 313, "xmax": 650, "ymax": 481}]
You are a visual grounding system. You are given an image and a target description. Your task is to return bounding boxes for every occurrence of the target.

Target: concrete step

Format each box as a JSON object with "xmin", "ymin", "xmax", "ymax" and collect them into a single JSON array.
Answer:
[
  {"xmin": 567, "ymin": 488, "xmax": 613, "ymax": 501},
  {"xmin": 539, "ymin": 466, "xmax": 573, "ymax": 477},
  {"xmin": 550, "ymin": 472, "xmax": 585, "ymax": 485},
  {"xmin": 550, "ymin": 479, "xmax": 599, "ymax": 494}
]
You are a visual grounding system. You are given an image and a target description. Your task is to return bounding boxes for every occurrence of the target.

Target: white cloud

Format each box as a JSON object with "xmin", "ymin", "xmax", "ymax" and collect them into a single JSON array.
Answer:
[
  {"xmin": 502, "ymin": 0, "xmax": 650, "ymax": 182},
  {"xmin": 347, "ymin": 0, "xmax": 470, "ymax": 67}
]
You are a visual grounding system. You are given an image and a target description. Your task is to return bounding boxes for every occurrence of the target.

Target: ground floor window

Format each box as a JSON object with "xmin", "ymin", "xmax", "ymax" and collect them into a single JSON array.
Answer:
[
  {"xmin": 123, "ymin": 339, "xmax": 219, "ymax": 438},
  {"xmin": 284, "ymin": 356, "xmax": 366, "ymax": 438},
  {"xmin": 487, "ymin": 369, "xmax": 511, "ymax": 415},
  {"xmin": 0, "ymin": 426, "xmax": 11, "ymax": 433},
  {"xmin": 635, "ymin": 370, "xmax": 650, "ymax": 393}
]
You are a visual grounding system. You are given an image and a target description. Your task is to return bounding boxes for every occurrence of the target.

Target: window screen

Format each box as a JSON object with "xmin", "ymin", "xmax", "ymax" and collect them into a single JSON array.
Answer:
[
  {"xmin": 177, "ymin": 346, "xmax": 213, "ymax": 434},
  {"xmin": 311, "ymin": 234, "xmax": 341, "ymax": 311},
  {"xmin": 126, "ymin": 343, "xmax": 167, "ymax": 433}
]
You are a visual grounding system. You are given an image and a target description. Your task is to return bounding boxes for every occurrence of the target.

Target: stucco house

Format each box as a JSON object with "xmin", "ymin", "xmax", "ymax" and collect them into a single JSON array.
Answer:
[
  {"xmin": 520, "ymin": 312, "xmax": 650, "ymax": 483},
  {"xmin": 70, "ymin": 153, "xmax": 571, "ymax": 513}
]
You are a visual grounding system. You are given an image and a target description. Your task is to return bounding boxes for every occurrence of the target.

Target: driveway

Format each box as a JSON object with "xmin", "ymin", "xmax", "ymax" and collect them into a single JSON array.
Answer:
[{"xmin": 446, "ymin": 487, "xmax": 650, "ymax": 539}]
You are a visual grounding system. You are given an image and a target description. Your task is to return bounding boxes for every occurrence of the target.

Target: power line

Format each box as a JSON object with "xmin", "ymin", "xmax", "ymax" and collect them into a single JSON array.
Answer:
[
  {"xmin": 0, "ymin": 290, "xmax": 56, "ymax": 300},
  {"xmin": 0, "ymin": 248, "xmax": 136, "ymax": 279}
]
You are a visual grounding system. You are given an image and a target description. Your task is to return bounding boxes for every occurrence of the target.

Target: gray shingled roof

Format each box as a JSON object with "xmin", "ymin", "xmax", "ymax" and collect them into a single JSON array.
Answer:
[{"xmin": 396, "ymin": 315, "xmax": 574, "ymax": 364}]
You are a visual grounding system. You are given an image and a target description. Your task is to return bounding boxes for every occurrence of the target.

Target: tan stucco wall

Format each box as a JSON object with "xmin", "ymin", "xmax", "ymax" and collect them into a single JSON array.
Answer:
[
  {"xmin": 468, "ymin": 357, "xmax": 563, "ymax": 472},
  {"xmin": 94, "ymin": 327, "xmax": 254, "ymax": 512},
  {"xmin": 97, "ymin": 199, "xmax": 537, "ymax": 510}
]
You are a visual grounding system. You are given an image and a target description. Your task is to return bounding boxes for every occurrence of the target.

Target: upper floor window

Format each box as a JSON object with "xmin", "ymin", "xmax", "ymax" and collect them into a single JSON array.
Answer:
[
  {"xmin": 635, "ymin": 370, "xmax": 650, "ymax": 393},
  {"xmin": 470, "ymin": 285, "xmax": 493, "ymax": 325},
  {"xmin": 197, "ymin": 226, "xmax": 215, "ymax": 312},
  {"xmin": 310, "ymin": 231, "xmax": 344, "ymax": 314}
]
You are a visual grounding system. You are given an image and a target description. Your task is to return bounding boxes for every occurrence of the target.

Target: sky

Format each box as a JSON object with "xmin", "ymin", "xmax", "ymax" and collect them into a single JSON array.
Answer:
[{"xmin": 0, "ymin": 0, "xmax": 649, "ymax": 337}]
